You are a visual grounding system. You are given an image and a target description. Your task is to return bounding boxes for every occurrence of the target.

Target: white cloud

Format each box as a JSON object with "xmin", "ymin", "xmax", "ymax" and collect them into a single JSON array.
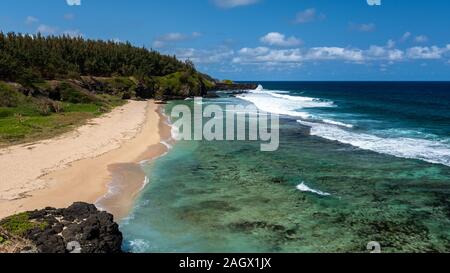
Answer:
[
  {"xmin": 400, "ymin": 32, "xmax": 429, "ymax": 44},
  {"xmin": 66, "ymin": 0, "xmax": 81, "ymax": 6},
  {"xmin": 387, "ymin": 39, "xmax": 396, "ymax": 49},
  {"xmin": 36, "ymin": 24, "xmax": 57, "ymax": 35},
  {"xmin": 260, "ymin": 32, "xmax": 302, "ymax": 47},
  {"xmin": 233, "ymin": 46, "xmax": 367, "ymax": 65},
  {"xmin": 349, "ymin": 23, "xmax": 376, "ymax": 32},
  {"xmin": 152, "ymin": 32, "xmax": 202, "ymax": 48},
  {"xmin": 152, "ymin": 41, "xmax": 166, "ymax": 48},
  {"xmin": 294, "ymin": 8, "xmax": 325, "ymax": 24},
  {"xmin": 165, "ymin": 36, "xmax": 450, "ymax": 70},
  {"xmin": 174, "ymin": 47, "xmax": 234, "ymax": 64},
  {"xmin": 386, "ymin": 49, "xmax": 404, "ymax": 61},
  {"xmin": 400, "ymin": 32, "xmax": 412, "ymax": 42},
  {"xmin": 305, "ymin": 47, "xmax": 364, "ymax": 62},
  {"xmin": 415, "ymin": 35, "xmax": 429, "ymax": 43},
  {"xmin": 234, "ymin": 47, "xmax": 303, "ymax": 63},
  {"xmin": 366, "ymin": 45, "xmax": 404, "ymax": 61},
  {"xmin": 238, "ymin": 47, "xmax": 270, "ymax": 56},
  {"xmin": 25, "ymin": 16, "xmax": 39, "ymax": 25},
  {"xmin": 213, "ymin": 0, "xmax": 259, "ymax": 9},
  {"xmin": 407, "ymin": 46, "xmax": 447, "ymax": 59},
  {"xmin": 159, "ymin": 33, "xmax": 187, "ymax": 42},
  {"xmin": 231, "ymin": 43, "xmax": 450, "ymax": 65}
]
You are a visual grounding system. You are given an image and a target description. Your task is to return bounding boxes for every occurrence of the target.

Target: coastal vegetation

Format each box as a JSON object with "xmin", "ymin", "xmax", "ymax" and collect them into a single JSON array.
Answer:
[
  {"xmin": 0, "ymin": 80, "xmax": 124, "ymax": 146},
  {"xmin": 0, "ymin": 32, "xmax": 191, "ymax": 83},
  {"xmin": 222, "ymin": 79, "xmax": 234, "ymax": 84},
  {"xmin": 0, "ymin": 212, "xmax": 47, "ymax": 237},
  {"xmin": 0, "ymin": 32, "xmax": 215, "ymax": 145}
]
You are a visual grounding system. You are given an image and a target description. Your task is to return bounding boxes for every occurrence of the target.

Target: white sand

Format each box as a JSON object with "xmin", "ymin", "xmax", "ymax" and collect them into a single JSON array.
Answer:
[{"xmin": 0, "ymin": 100, "xmax": 164, "ymax": 219}]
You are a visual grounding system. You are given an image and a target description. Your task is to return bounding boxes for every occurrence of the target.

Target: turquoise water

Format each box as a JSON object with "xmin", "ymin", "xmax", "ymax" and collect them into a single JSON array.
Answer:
[{"xmin": 121, "ymin": 82, "xmax": 450, "ymax": 253}]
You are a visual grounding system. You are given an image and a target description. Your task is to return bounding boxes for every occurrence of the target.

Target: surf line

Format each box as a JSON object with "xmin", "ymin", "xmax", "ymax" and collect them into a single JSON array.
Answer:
[{"xmin": 170, "ymin": 97, "xmax": 280, "ymax": 152}]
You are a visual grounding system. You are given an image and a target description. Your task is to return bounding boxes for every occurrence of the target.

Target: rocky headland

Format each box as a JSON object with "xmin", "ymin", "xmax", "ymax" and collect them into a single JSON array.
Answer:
[{"xmin": 0, "ymin": 202, "xmax": 123, "ymax": 253}]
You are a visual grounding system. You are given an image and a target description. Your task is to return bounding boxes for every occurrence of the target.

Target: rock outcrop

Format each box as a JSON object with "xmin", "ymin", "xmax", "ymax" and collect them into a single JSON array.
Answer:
[{"xmin": 0, "ymin": 202, "xmax": 123, "ymax": 253}]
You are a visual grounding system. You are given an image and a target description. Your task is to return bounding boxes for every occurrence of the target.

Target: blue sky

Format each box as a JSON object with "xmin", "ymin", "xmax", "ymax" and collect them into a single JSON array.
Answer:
[{"xmin": 0, "ymin": 0, "xmax": 449, "ymax": 80}]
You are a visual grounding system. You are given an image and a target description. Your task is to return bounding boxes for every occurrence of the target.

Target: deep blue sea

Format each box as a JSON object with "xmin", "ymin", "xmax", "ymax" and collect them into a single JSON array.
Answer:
[{"xmin": 121, "ymin": 82, "xmax": 450, "ymax": 253}]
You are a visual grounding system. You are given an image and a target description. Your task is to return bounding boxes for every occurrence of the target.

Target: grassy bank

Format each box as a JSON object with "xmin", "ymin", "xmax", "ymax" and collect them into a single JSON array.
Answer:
[{"xmin": 0, "ymin": 81, "xmax": 124, "ymax": 147}]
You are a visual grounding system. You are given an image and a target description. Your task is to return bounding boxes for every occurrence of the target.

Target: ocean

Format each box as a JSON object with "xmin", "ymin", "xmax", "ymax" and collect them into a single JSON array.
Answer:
[{"xmin": 121, "ymin": 82, "xmax": 450, "ymax": 253}]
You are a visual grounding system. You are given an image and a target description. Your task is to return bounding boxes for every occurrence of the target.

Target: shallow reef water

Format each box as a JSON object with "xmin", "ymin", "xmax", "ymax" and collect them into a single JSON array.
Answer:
[{"xmin": 122, "ymin": 83, "xmax": 450, "ymax": 253}]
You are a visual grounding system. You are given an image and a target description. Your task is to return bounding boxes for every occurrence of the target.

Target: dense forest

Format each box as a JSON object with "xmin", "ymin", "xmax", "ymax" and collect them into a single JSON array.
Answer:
[
  {"xmin": 0, "ymin": 32, "xmax": 216, "ymax": 145},
  {"xmin": 0, "ymin": 32, "xmax": 196, "ymax": 84}
]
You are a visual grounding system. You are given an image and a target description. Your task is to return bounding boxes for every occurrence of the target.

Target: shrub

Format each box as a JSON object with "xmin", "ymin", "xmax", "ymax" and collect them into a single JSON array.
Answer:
[
  {"xmin": 51, "ymin": 101, "xmax": 64, "ymax": 113},
  {"xmin": 58, "ymin": 82, "xmax": 98, "ymax": 104},
  {"xmin": 33, "ymin": 98, "xmax": 65, "ymax": 116},
  {"xmin": 222, "ymin": 79, "xmax": 234, "ymax": 84},
  {"xmin": 121, "ymin": 92, "xmax": 132, "ymax": 100},
  {"xmin": 0, "ymin": 213, "xmax": 47, "ymax": 237},
  {"xmin": 156, "ymin": 72, "xmax": 204, "ymax": 97},
  {"xmin": 0, "ymin": 82, "xmax": 23, "ymax": 107},
  {"xmin": 35, "ymin": 101, "xmax": 51, "ymax": 116}
]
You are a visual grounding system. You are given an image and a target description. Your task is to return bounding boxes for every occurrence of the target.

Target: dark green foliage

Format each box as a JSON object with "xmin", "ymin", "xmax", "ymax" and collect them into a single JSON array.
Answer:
[
  {"xmin": 0, "ymin": 32, "xmax": 192, "ymax": 84},
  {"xmin": 222, "ymin": 79, "xmax": 234, "ymax": 84},
  {"xmin": 58, "ymin": 82, "xmax": 99, "ymax": 104},
  {"xmin": 0, "ymin": 80, "xmax": 125, "ymax": 146},
  {"xmin": 104, "ymin": 77, "xmax": 137, "ymax": 98},
  {"xmin": 155, "ymin": 71, "xmax": 209, "ymax": 99},
  {"xmin": 0, "ymin": 82, "xmax": 24, "ymax": 107},
  {"xmin": 0, "ymin": 32, "xmax": 217, "ymax": 145},
  {"xmin": 135, "ymin": 78, "xmax": 156, "ymax": 99},
  {"xmin": 0, "ymin": 213, "xmax": 47, "ymax": 237}
]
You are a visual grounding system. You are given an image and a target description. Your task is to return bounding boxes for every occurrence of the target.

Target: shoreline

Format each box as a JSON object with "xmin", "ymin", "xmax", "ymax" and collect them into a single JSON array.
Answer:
[
  {"xmin": 0, "ymin": 100, "xmax": 170, "ymax": 220},
  {"xmin": 96, "ymin": 108, "xmax": 173, "ymax": 219}
]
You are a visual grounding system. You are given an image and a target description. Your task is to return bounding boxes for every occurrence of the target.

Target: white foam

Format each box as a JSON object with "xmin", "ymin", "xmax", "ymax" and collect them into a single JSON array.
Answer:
[
  {"xmin": 140, "ymin": 176, "xmax": 150, "ymax": 191},
  {"xmin": 94, "ymin": 178, "xmax": 123, "ymax": 212},
  {"xmin": 255, "ymin": 84, "xmax": 264, "ymax": 91},
  {"xmin": 160, "ymin": 140, "xmax": 173, "ymax": 149},
  {"xmin": 322, "ymin": 119, "xmax": 354, "ymax": 128},
  {"xmin": 297, "ymin": 120, "xmax": 450, "ymax": 167},
  {"xmin": 127, "ymin": 239, "xmax": 150, "ymax": 253},
  {"xmin": 237, "ymin": 89, "xmax": 333, "ymax": 119},
  {"xmin": 269, "ymin": 92, "xmax": 314, "ymax": 102},
  {"xmin": 297, "ymin": 182, "xmax": 331, "ymax": 196}
]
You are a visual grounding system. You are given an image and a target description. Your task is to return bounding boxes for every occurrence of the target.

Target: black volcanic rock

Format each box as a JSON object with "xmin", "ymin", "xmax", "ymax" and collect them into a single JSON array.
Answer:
[{"xmin": 0, "ymin": 202, "xmax": 123, "ymax": 253}]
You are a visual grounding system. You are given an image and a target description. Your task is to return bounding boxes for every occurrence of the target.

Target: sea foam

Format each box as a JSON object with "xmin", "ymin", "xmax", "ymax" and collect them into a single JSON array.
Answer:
[
  {"xmin": 297, "ymin": 120, "xmax": 450, "ymax": 167},
  {"xmin": 322, "ymin": 119, "xmax": 354, "ymax": 128},
  {"xmin": 297, "ymin": 182, "xmax": 331, "ymax": 196},
  {"xmin": 239, "ymin": 85, "xmax": 450, "ymax": 167},
  {"xmin": 237, "ymin": 85, "xmax": 334, "ymax": 119},
  {"xmin": 127, "ymin": 239, "xmax": 150, "ymax": 253}
]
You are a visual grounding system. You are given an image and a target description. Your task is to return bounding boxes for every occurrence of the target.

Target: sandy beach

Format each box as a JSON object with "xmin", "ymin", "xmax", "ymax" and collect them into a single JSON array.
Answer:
[{"xmin": 0, "ymin": 100, "xmax": 170, "ymax": 220}]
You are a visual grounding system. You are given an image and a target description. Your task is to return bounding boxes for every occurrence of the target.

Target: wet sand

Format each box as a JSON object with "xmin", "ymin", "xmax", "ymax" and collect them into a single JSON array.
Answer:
[{"xmin": 96, "ymin": 112, "xmax": 173, "ymax": 219}]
